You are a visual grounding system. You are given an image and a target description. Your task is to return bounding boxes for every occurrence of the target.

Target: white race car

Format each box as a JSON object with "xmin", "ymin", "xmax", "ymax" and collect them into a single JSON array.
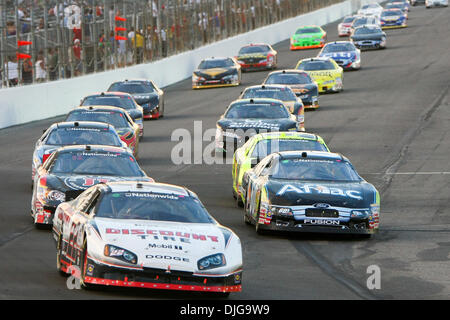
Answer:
[
  {"xmin": 426, "ymin": 0, "xmax": 448, "ymax": 7},
  {"xmin": 53, "ymin": 181, "xmax": 243, "ymax": 295},
  {"xmin": 358, "ymin": 3, "xmax": 384, "ymax": 17}
]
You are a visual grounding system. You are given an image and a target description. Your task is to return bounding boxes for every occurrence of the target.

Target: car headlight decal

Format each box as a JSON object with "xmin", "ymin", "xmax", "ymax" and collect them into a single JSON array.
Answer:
[
  {"xmin": 104, "ymin": 244, "xmax": 138, "ymax": 264},
  {"xmin": 197, "ymin": 253, "xmax": 226, "ymax": 270}
]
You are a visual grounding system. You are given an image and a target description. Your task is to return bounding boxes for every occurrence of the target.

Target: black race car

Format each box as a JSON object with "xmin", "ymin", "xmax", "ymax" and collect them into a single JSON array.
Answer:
[
  {"xmin": 192, "ymin": 57, "xmax": 242, "ymax": 89},
  {"xmin": 32, "ymin": 121, "xmax": 126, "ymax": 185},
  {"xmin": 350, "ymin": 25, "xmax": 387, "ymax": 50},
  {"xmin": 31, "ymin": 145, "xmax": 151, "ymax": 227},
  {"xmin": 80, "ymin": 92, "xmax": 144, "ymax": 136},
  {"xmin": 241, "ymin": 151, "xmax": 380, "ymax": 237},
  {"xmin": 263, "ymin": 70, "xmax": 319, "ymax": 109},
  {"xmin": 215, "ymin": 98, "xmax": 300, "ymax": 156},
  {"xmin": 107, "ymin": 79, "xmax": 165, "ymax": 120}
]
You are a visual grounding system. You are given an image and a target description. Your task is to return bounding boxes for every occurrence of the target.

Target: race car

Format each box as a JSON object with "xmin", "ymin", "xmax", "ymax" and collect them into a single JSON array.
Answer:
[
  {"xmin": 65, "ymin": 106, "xmax": 140, "ymax": 157},
  {"xmin": 80, "ymin": 92, "xmax": 144, "ymax": 137},
  {"xmin": 389, "ymin": 0, "xmax": 411, "ymax": 10},
  {"xmin": 350, "ymin": 15, "xmax": 381, "ymax": 34},
  {"xmin": 290, "ymin": 25, "xmax": 326, "ymax": 50},
  {"xmin": 239, "ymin": 85, "xmax": 305, "ymax": 131},
  {"xmin": 318, "ymin": 41, "xmax": 361, "ymax": 71},
  {"xmin": 232, "ymin": 132, "xmax": 329, "ymax": 206},
  {"xmin": 241, "ymin": 151, "xmax": 380, "ymax": 237},
  {"xmin": 380, "ymin": 9, "xmax": 407, "ymax": 29},
  {"xmin": 338, "ymin": 15, "xmax": 358, "ymax": 36},
  {"xmin": 215, "ymin": 98, "xmax": 299, "ymax": 156},
  {"xmin": 411, "ymin": 0, "xmax": 425, "ymax": 6},
  {"xmin": 263, "ymin": 70, "xmax": 319, "ymax": 109},
  {"xmin": 107, "ymin": 79, "xmax": 165, "ymax": 120},
  {"xmin": 192, "ymin": 57, "xmax": 241, "ymax": 89},
  {"xmin": 31, "ymin": 145, "xmax": 151, "ymax": 226},
  {"xmin": 425, "ymin": 0, "xmax": 448, "ymax": 7},
  {"xmin": 31, "ymin": 121, "xmax": 126, "ymax": 186},
  {"xmin": 295, "ymin": 57, "xmax": 344, "ymax": 93},
  {"xmin": 235, "ymin": 43, "xmax": 278, "ymax": 72},
  {"xmin": 52, "ymin": 181, "xmax": 243, "ymax": 295},
  {"xmin": 385, "ymin": 2, "xmax": 410, "ymax": 17},
  {"xmin": 357, "ymin": 3, "xmax": 384, "ymax": 17},
  {"xmin": 350, "ymin": 25, "xmax": 387, "ymax": 50}
]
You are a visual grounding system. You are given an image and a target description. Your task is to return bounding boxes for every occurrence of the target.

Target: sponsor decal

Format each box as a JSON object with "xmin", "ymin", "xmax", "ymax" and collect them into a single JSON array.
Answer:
[
  {"xmin": 145, "ymin": 254, "xmax": 190, "ymax": 263},
  {"xmin": 147, "ymin": 243, "xmax": 183, "ymax": 250},
  {"xmin": 276, "ymin": 184, "xmax": 363, "ymax": 200},
  {"xmin": 64, "ymin": 177, "xmax": 111, "ymax": 190},
  {"xmin": 105, "ymin": 228, "xmax": 219, "ymax": 243},
  {"xmin": 304, "ymin": 219, "xmax": 340, "ymax": 225}
]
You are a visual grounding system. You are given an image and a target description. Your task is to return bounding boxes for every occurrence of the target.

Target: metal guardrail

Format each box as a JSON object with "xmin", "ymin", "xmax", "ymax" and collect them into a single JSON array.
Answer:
[{"xmin": 0, "ymin": 0, "xmax": 342, "ymax": 88}]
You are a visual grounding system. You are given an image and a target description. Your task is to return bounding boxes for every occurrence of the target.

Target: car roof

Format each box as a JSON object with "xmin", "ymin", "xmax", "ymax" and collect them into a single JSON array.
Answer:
[
  {"xmin": 241, "ymin": 43, "xmax": 270, "ymax": 47},
  {"xmin": 268, "ymin": 69, "xmax": 309, "ymax": 75},
  {"xmin": 85, "ymin": 92, "xmax": 133, "ymax": 98},
  {"xmin": 299, "ymin": 57, "xmax": 332, "ymax": 62},
  {"xmin": 244, "ymin": 84, "xmax": 291, "ymax": 90},
  {"xmin": 54, "ymin": 144, "xmax": 129, "ymax": 154},
  {"xmin": 104, "ymin": 181, "xmax": 190, "ymax": 196},
  {"xmin": 253, "ymin": 131, "xmax": 320, "ymax": 141},
  {"xmin": 231, "ymin": 98, "xmax": 285, "ymax": 105},
  {"xmin": 50, "ymin": 121, "xmax": 113, "ymax": 130},
  {"xmin": 72, "ymin": 105, "xmax": 128, "ymax": 113},
  {"xmin": 276, "ymin": 151, "xmax": 347, "ymax": 161}
]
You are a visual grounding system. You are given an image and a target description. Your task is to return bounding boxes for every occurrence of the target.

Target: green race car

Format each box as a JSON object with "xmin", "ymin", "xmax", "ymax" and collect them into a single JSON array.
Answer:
[
  {"xmin": 290, "ymin": 25, "xmax": 327, "ymax": 50},
  {"xmin": 232, "ymin": 132, "xmax": 329, "ymax": 206}
]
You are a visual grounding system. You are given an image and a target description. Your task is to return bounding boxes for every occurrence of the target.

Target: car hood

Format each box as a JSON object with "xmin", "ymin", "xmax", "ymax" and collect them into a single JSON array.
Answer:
[
  {"xmin": 351, "ymin": 34, "xmax": 384, "ymax": 41},
  {"xmin": 48, "ymin": 174, "xmax": 150, "ymax": 192},
  {"xmin": 321, "ymin": 52, "xmax": 357, "ymax": 60},
  {"xmin": 306, "ymin": 70, "xmax": 339, "ymax": 81},
  {"xmin": 194, "ymin": 68, "xmax": 235, "ymax": 78},
  {"xmin": 265, "ymin": 179, "xmax": 376, "ymax": 208},
  {"xmin": 218, "ymin": 118, "xmax": 297, "ymax": 132},
  {"xmin": 93, "ymin": 218, "xmax": 232, "ymax": 272},
  {"xmin": 292, "ymin": 32, "xmax": 323, "ymax": 40},
  {"xmin": 131, "ymin": 92, "xmax": 159, "ymax": 105}
]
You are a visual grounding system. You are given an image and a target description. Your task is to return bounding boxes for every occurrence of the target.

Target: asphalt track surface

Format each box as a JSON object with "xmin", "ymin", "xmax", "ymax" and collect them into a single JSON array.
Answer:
[{"xmin": 0, "ymin": 6, "xmax": 449, "ymax": 300}]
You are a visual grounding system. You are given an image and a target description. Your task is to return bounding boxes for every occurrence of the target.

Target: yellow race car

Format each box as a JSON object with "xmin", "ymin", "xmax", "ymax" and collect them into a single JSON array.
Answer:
[{"xmin": 295, "ymin": 57, "xmax": 344, "ymax": 93}]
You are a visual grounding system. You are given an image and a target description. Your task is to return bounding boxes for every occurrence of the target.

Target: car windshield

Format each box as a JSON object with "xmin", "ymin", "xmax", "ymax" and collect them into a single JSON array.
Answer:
[
  {"xmin": 386, "ymin": 3, "xmax": 404, "ymax": 9},
  {"xmin": 108, "ymin": 82, "xmax": 155, "ymax": 94},
  {"xmin": 81, "ymin": 96, "xmax": 136, "ymax": 110},
  {"xmin": 66, "ymin": 110, "xmax": 129, "ymax": 129},
  {"xmin": 354, "ymin": 27, "xmax": 381, "ymax": 35},
  {"xmin": 265, "ymin": 73, "xmax": 312, "ymax": 85},
  {"xmin": 242, "ymin": 87, "xmax": 297, "ymax": 101},
  {"xmin": 382, "ymin": 10, "xmax": 402, "ymax": 16},
  {"xmin": 49, "ymin": 151, "xmax": 143, "ymax": 176},
  {"xmin": 271, "ymin": 158, "xmax": 361, "ymax": 181},
  {"xmin": 251, "ymin": 139, "xmax": 328, "ymax": 158},
  {"xmin": 198, "ymin": 59, "xmax": 234, "ymax": 69},
  {"xmin": 297, "ymin": 60, "xmax": 335, "ymax": 71},
  {"xmin": 95, "ymin": 192, "xmax": 215, "ymax": 223},
  {"xmin": 353, "ymin": 18, "xmax": 369, "ymax": 27},
  {"xmin": 322, "ymin": 43, "xmax": 355, "ymax": 53},
  {"xmin": 343, "ymin": 16, "xmax": 356, "ymax": 23},
  {"xmin": 238, "ymin": 46, "xmax": 269, "ymax": 54},
  {"xmin": 225, "ymin": 103, "xmax": 289, "ymax": 119},
  {"xmin": 295, "ymin": 27, "xmax": 321, "ymax": 34},
  {"xmin": 46, "ymin": 127, "xmax": 121, "ymax": 146}
]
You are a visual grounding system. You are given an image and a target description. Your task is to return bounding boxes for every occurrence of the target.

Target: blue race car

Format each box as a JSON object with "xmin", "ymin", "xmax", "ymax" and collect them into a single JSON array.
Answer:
[
  {"xmin": 380, "ymin": 9, "xmax": 407, "ymax": 29},
  {"xmin": 317, "ymin": 41, "xmax": 361, "ymax": 71}
]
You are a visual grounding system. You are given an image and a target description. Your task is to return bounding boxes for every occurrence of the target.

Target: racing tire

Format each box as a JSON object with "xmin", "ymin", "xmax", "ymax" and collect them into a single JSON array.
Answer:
[
  {"xmin": 56, "ymin": 234, "xmax": 68, "ymax": 276},
  {"xmin": 255, "ymin": 202, "xmax": 267, "ymax": 235},
  {"xmin": 80, "ymin": 240, "xmax": 94, "ymax": 290},
  {"xmin": 244, "ymin": 212, "xmax": 252, "ymax": 225},
  {"xmin": 236, "ymin": 195, "xmax": 244, "ymax": 208}
]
